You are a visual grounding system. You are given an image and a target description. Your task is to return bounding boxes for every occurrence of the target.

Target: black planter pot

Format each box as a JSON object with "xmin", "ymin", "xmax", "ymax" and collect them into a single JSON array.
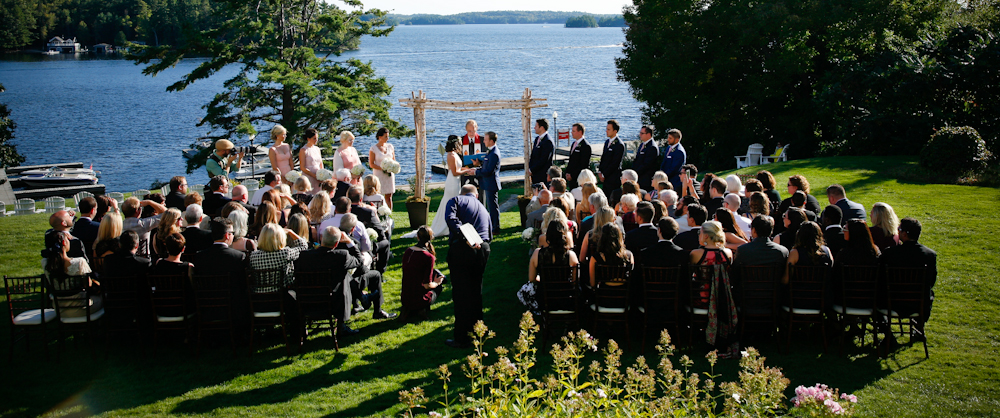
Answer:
[
  {"xmin": 405, "ymin": 200, "xmax": 430, "ymax": 230},
  {"xmin": 518, "ymin": 196, "xmax": 532, "ymax": 227}
]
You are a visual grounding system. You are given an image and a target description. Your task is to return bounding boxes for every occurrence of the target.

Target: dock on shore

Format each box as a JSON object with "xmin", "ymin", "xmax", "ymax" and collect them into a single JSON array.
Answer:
[{"xmin": 2, "ymin": 162, "xmax": 107, "ymax": 202}]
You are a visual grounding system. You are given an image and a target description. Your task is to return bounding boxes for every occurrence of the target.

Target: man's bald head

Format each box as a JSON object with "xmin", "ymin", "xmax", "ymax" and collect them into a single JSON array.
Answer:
[
  {"xmin": 461, "ymin": 184, "xmax": 478, "ymax": 195},
  {"xmin": 49, "ymin": 210, "xmax": 75, "ymax": 231},
  {"xmin": 724, "ymin": 194, "xmax": 741, "ymax": 212},
  {"xmin": 538, "ymin": 189, "xmax": 552, "ymax": 205},
  {"xmin": 232, "ymin": 185, "xmax": 249, "ymax": 203}
]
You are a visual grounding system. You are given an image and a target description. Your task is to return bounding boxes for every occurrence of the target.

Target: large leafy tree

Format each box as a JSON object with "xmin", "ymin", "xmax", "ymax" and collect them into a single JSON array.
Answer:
[
  {"xmin": 129, "ymin": 0, "xmax": 408, "ymax": 173},
  {"xmin": 617, "ymin": 0, "xmax": 947, "ymax": 167},
  {"xmin": 0, "ymin": 84, "xmax": 27, "ymax": 168}
]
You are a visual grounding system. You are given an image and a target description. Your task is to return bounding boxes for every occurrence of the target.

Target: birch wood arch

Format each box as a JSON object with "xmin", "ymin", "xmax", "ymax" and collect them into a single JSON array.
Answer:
[{"xmin": 398, "ymin": 88, "xmax": 548, "ymax": 199}]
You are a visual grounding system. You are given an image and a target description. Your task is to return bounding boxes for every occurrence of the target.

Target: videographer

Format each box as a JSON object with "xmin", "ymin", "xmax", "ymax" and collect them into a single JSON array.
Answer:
[{"xmin": 206, "ymin": 139, "xmax": 245, "ymax": 180}]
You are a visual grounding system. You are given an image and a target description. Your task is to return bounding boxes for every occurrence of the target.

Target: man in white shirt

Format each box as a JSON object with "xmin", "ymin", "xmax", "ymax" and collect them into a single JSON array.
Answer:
[
  {"xmin": 724, "ymin": 194, "xmax": 752, "ymax": 237},
  {"xmin": 250, "ymin": 170, "xmax": 279, "ymax": 206}
]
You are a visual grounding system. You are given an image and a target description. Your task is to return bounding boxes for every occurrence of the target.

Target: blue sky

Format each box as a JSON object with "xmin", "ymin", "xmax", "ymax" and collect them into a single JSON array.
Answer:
[{"xmin": 357, "ymin": 0, "xmax": 629, "ymax": 15}]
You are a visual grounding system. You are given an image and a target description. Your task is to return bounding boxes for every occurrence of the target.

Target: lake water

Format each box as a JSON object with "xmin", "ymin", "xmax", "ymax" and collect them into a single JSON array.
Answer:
[{"xmin": 0, "ymin": 24, "xmax": 643, "ymax": 192}]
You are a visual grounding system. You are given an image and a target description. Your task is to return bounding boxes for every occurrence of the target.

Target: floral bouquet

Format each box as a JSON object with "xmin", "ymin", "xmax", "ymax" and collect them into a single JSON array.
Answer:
[
  {"xmin": 284, "ymin": 170, "xmax": 302, "ymax": 184},
  {"xmin": 366, "ymin": 227, "xmax": 379, "ymax": 243},
  {"xmin": 380, "ymin": 156, "xmax": 401, "ymax": 174},
  {"xmin": 377, "ymin": 204, "xmax": 392, "ymax": 217},
  {"xmin": 350, "ymin": 165, "xmax": 365, "ymax": 178},
  {"xmin": 521, "ymin": 227, "xmax": 535, "ymax": 242},
  {"xmin": 316, "ymin": 168, "xmax": 334, "ymax": 181},
  {"xmin": 789, "ymin": 384, "xmax": 857, "ymax": 416}
]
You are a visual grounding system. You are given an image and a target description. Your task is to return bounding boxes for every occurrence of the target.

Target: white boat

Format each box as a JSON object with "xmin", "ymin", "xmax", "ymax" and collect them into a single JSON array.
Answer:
[
  {"xmin": 19, "ymin": 171, "xmax": 98, "ymax": 188},
  {"xmin": 42, "ymin": 50, "xmax": 59, "ymax": 55},
  {"xmin": 19, "ymin": 166, "xmax": 99, "ymax": 177}
]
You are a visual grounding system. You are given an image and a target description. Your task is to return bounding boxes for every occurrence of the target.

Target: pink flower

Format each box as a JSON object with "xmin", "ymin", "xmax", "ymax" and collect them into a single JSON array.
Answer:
[
  {"xmin": 825, "ymin": 399, "xmax": 844, "ymax": 414},
  {"xmin": 841, "ymin": 393, "xmax": 858, "ymax": 403}
]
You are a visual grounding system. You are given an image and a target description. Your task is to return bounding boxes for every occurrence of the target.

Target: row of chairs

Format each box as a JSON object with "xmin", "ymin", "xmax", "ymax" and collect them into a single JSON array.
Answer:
[
  {"xmin": 5, "ymin": 267, "xmax": 345, "ymax": 362},
  {"xmin": 2, "ymin": 184, "xmax": 253, "ymax": 218},
  {"xmin": 533, "ymin": 263, "xmax": 930, "ymax": 357}
]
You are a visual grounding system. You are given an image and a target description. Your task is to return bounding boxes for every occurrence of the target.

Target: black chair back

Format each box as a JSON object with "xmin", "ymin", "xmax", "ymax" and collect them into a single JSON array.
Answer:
[
  {"xmin": 787, "ymin": 265, "xmax": 830, "ymax": 313},
  {"xmin": 642, "ymin": 266, "xmax": 683, "ymax": 319},
  {"xmin": 883, "ymin": 267, "xmax": 928, "ymax": 317},
  {"xmin": 5, "ymin": 275, "xmax": 49, "ymax": 326},
  {"xmin": 148, "ymin": 273, "xmax": 192, "ymax": 323},
  {"xmin": 736, "ymin": 264, "xmax": 783, "ymax": 318},
  {"xmin": 536, "ymin": 265, "xmax": 579, "ymax": 314},
  {"xmin": 593, "ymin": 264, "xmax": 631, "ymax": 311},
  {"xmin": 838, "ymin": 265, "xmax": 879, "ymax": 313}
]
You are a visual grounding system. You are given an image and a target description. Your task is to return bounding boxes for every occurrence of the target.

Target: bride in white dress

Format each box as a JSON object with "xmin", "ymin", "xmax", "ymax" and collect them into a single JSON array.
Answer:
[{"xmin": 405, "ymin": 139, "xmax": 474, "ymax": 239}]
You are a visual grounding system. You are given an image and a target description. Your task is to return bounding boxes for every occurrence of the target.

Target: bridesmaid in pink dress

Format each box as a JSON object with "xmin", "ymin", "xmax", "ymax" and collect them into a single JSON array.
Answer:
[
  {"xmin": 268, "ymin": 125, "xmax": 294, "ymax": 185},
  {"xmin": 298, "ymin": 128, "xmax": 323, "ymax": 194},
  {"xmin": 336, "ymin": 131, "xmax": 363, "ymax": 185}
]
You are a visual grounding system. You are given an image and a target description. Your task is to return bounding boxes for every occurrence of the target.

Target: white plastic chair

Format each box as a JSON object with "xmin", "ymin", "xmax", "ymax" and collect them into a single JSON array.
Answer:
[
  {"xmin": 108, "ymin": 192, "xmax": 125, "ymax": 205},
  {"xmin": 74, "ymin": 191, "xmax": 95, "ymax": 206},
  {"xmin": 735, "ymin": 143, "xmax": 764, "ymax": 169},
  {"xmin": 243, "ymin": 181, "xmax": 259, "ymax": 196},
  {"xmin": 161, "ymin": 185, "xmax": 171, "ymax": 195},
  {"xmin": 0, "ymin": 201, "xmax": 8, "ymax": 216},
  {"xmin": 44, "ymin": 196, "xmax": 66, "ymax": 214},
  {"xmin": 760, "ymin": 144, "xmax": 789, "ymax": 164},
  {"xmin": 15, "ymin": 198, "xmax": 39, "ymax": 215},
  {"xmin": 190, "ymin": 184, "xmax": 205, "ymax": 197},
  {"xmin": 133, "ymin": 189, "xmax": 151, "ymax": 199}
]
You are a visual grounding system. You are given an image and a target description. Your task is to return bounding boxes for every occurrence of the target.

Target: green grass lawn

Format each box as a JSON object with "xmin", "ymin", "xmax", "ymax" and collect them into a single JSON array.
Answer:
[{"xmin": 1, "ymin": 156, "xmax": 998, "ymax": 417}]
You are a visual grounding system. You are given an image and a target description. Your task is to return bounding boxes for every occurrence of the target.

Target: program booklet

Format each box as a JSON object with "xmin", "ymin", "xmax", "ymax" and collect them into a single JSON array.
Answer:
[{"xmin": 460, "ymin": 223, "xmax": 484, "ymax": 246}]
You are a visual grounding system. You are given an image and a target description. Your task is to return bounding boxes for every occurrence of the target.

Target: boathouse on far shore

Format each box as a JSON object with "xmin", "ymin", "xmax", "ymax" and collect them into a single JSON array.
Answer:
[{"xmin": 46, "ymin": 37, "xmax": 83, "ymax": 53}]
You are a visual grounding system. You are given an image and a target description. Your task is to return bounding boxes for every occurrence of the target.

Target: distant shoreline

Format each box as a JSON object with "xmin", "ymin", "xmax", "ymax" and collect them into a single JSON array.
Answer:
[{"xmin": 372, "ymin": 10, "xmax": 627, "ymax": 27}]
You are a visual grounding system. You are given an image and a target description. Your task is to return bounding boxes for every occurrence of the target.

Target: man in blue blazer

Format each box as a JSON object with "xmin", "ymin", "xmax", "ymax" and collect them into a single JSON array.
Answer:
[
  {"xmin": 598, "ymin": 120, "xmax": 626, "ymax": 197},
  {"xmin": 659, "ymin": 128, "xmax": 686, "ymax": 191},
  {"xmin": 528, "ymin": 119, "xmax": 554, "ymax": 186},
  {"xmin": 826, "ymin": 184, "xmax": 867, "ymax": 224},
  {"xmin": 474, "ymin": 131, "xmax": 502, "ymax": 232},
  {"xmin": 631, "ymin": 125, "xmax": 659, "ymax": 191}
]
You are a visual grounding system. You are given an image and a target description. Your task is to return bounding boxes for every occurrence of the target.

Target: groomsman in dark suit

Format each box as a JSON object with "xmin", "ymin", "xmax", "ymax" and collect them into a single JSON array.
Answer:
[
  {"xmin": 631, "ymin": 125, "xmax": 659, "ymax": 191},
  {"xmin": 528, "ymin": 119, "xmax": 554, "ymax": 186},
  {"xmin": 474, "ymin": 132, "xmax": 502, "ymax": 232},
  {"xmin": 826, "ymin": 184, "xmax": 867, "ymax": 224},
  {"xmin": 564, "ymin": 123, "xmax": 592, "ymax": 190},
  {"xmin": 598, "ymin": 120, "xmax": 625, "ymax": 197},
  {"xmin": 660, "ymin": 128, "xmax": 687, "ymax": 191}
]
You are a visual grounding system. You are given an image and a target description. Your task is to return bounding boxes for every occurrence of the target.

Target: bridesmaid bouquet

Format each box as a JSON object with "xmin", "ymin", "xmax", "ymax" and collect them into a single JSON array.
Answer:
[
  {"xmin": 284, "ymin": 170, "xmax": 302, "ymax": 183},
  {"xmin": 351, "ymin": 165, "xmax": 366, "ymax": 177},
  {"xmin": 366, "ymin": 227, "xmax": 379, "ymax": 243},
  {"xmin": 380, "ymin": 157, "xmax": 402, "ymax": 174},
  {"xmin": 316, "ymin": 168, "xmax": 334, "ymax": 181}
]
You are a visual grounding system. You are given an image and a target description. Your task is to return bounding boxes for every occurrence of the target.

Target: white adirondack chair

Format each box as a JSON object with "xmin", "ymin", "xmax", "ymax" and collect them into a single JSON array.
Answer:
[
  {"xmin": 133, "ymin": 189, "xmax": 151, "ymax": 199},
  {"xmin": 0, "ymin": 201, "xmax": 9, "ymax": 216},
  {"xmin": 74, "ymin": 191, "xmax": 95, "ymax": 206},
  {"xmin": 735, "ymin": 143, "xmax": 764, "ymax": 169},
  {"xmin": 760, "ymin": 144, "xmax": 790, "ymax": 164},
  {"xmin": 107, "ymin": 192, "xmax": 125, "ymax": 205},
  {"xmin": 44, "ymin": 196, "xmax": 66, "ymax": 214},
  {"xmin": 15, "ymin": 198, "xmax": 40, "ymax": 215}
]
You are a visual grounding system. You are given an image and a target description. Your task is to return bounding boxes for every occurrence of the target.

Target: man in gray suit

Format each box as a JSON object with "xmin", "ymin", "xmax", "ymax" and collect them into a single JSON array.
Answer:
[
  {"xmin": 734, "ymin": 215, "xmax": 789, "ymax": 267},
  {"xmin": 525, "ymin": 189, "xmax": 552, "ymax": 228}
]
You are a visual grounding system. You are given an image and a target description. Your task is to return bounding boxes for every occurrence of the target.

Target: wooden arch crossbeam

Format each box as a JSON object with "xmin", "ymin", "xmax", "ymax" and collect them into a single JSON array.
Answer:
[{"xmin": 398, "ymin": 88, "xmax": 548, "ymax": 199}]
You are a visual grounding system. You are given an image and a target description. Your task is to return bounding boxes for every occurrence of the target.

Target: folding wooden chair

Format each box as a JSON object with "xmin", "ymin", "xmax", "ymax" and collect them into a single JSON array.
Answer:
[
  {"xmin": 294, "ymin": 271, "xmax": 340, "ymax": 352},
  {"xmin": 248, "ymin": 267, "xmax": 291, "ymax": 357},
  {"xmin": 640, "ymin": 266, "xmax": 684, "ymax": 352},
  {"xmin": 193, "ymin": 274, "xmax": 236, "ymax": 357},
  {"xmin": 590, "ymin": 264, "xmax": 631, "ymax": 350},
  {"xmin": 833, "ymin": 265, "xmax": 880, "ymax": 355},
  {"xmin": 148, "ymin": 273, "xmax": 195, "ymax": 356},
  {"xmin": 783, "ymin": 265, "xmax": 830, "ymax": 352},
  {"xmin": 881, "ymin": 266, "xmax": 931, "ymax": 358},
  {"xmin": 535, "ymin": 265, "xmax": 580, "ymax": 347},
  {"xmin": 735, "ymin": 264, "xmax": 783, "ymax": 342},
  {"xmin": 5, "ymin": 275, "xmax": 55, "ymax": 363},
  {"xmin": 46, "ymin": 274, "xmax": 105, "ymax": 361}
]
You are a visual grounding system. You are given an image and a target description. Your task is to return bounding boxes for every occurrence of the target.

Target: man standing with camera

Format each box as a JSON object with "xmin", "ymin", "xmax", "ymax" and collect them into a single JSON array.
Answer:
[{"xmin": 206, "ymin": 139, "xmax": 245, "ymax": 180}]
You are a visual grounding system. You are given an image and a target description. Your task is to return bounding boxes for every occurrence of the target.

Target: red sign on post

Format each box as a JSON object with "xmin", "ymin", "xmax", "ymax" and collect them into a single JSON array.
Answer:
[{"xmin": 557, "ymin": 129, "xmax": 570, "ymax": 141}]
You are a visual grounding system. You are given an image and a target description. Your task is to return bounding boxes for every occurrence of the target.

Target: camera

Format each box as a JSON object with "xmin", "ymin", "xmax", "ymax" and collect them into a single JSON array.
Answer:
[
  {"xmin": 531, "ymin": 182, "xmax": 545, "ymax": 192},
  {"xmin": 234, "ymin": 145, "xmax": 259, "ymax": 154}
]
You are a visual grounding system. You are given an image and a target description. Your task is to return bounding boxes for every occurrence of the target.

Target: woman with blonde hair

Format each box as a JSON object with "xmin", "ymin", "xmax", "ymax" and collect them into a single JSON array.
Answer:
[
  {"xmin": 268, "ymin": 124, "xmax": 294, "ymax": 184},
  {"xmin": 869, "ymin": 202, "xmax": 901, "ymax": 251},
  {"xmin": 579, "ymin": 206, "xmax": 617, "ymax": 263},
  {"xmin": 538, "ymin": 207, "xmax": 572, "ymax": 249},
  {"xmin": 93, "ymin": 212, "xmax": 124, "ymax": 258},
  {"xmin": 292, "ymin": 176, "xmax": 313, "ymax": 205},
  {"xmin": 308, "ymin": 191, "xmax": 332, "ymax": 225},
  {"xmin": 362, "ymin": 175, "xmax": 385, "ymax": 207},
  {"xmin": 333, "ymin": 131, "xmax": 364, "ymax": 185},
  {"xmin": 228, "ymin": 209, "xmax": 257, "ymax": 252},
  {"xmin": 152, "ymin": 208, "xmax": 183, "ymax": 259},
  {"xmin": 689, "ymin": 220, "xmax": 738, "ymax": 358},
  {"xmin": 650, "ymin": 171, "xmax": 670, "ymax": 200},
  {"xmin": 287, "ymin": 213, "xmax": 312, "ymax": 246},
  {"xmin": 575, "ymin": 183, "xmax": 598, "ymax": 222},
  {"xmin": 571, "ymin": 169, "xmax": 598, "ymax": 202}
]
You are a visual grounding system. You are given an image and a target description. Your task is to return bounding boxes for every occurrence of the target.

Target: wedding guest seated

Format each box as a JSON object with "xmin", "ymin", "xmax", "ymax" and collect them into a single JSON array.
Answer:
[
  {"xmin": 363, "ymin": 175, "xmax": 386, "ymax": 207},
  {"xmin": 230, "ymin": 184, "xmax": 256, "ymax": 219},
  {"xmin": 640, "ymin": 217, "xmax": 688, "ymax": 268},
  {"xmin": 220, "ymin": 201, "xmax": 246, "ymax": 219},
  {"xmin": 204, "ymin": 175, "xmax": 233, "ymax": 217},
  {"xmin": 869, "ymin": 202, "xmax": 901, "ymax": 252},
  {"xmin": 103, "ymin": 230, "xmax": 151, "ymax": 278},
  {"xmin": 674, "ymin": 204, "xmax": 708, "ymax": 251},
  {"xmin": 538, "ymin": 207, "xmax": 573, "ymax": 249},
  {"xmin": 183, "ymin": 193, "xmax": 203, "ymax": 210},
  {"xmin": 650, "ymin": 199, "xmax": 668, "ymax": 224},
  {"xmin": 790, "ymin": 191, "xmax": 817, "ymax": 222},
  {"xmin": 287, "ymin": 213, "xmax": 313, "ymax": 247},
  {"xmin": 349, "ymin": 186, "xmax": 390, "ymax": 272},
  {"xmin": 589, "ymin": 223, "xmax": 634, "ymax": 288},
  {"xmin": 43, "ymin": 231, "xmax": 102, "ymax": 319},
  {"xmin": 320, "ymin": 196, "xmax": 351, "ymax": 235},
  {"xmin": 619, "ymin": 193, "xmax": 640, "ymax": 233},
  {"xmin": 575, "ymin": 183, "xmax": 599, "ymax": 222},
  {"xmin": 827, "ymin": 184, "xmax": 867, "ymax": 223},
  {"xmin": 571, "ymin": 169, "xmax": 598, "ymax": 203},
  {"xmin": 43, "ymin": 210, "xmax": 87, "ymax": 260},
  {"xmin": 337, "ymin": 214, "xmax": 394, "ymax": 320},
  {"xmin": 227, "ymin": 209, "xmax": 257, "ymax": 252},
  {"xmin": 625, "ymin": 201, "xmax": 658, "ymax": 262},
  {"xmin": 182, "ymin": 204, "xmax": 213, "ymax": 254},
  {"xmin": 194, "ymin": 218, "xmax": 246, "ymax": 280},
  {"xmin": 262, "ymin": 188, "xmax": 294, "ymax": 225},
  {"xmin": 319, "ymin": 179, "xmax": 337, "ymax": 197},
  {"xmin": 122, "ymin": 197, "xmax": 166, "ymax": 258},
  {"xmin": 733, "ymin": 215, "xmax": 788, "ymax": 267},
  {"xmin": 776, "ymin": 175, "xmax": 822, "ymax": 225},
  {"xmin": 697, "ymin": 173, "xmax": 717, "ymax": 207},
  {"xmin": 247, "ymin": 201, "xmax": 279, "ymax": 240},
  {"xmin": 93, "ymin": 195, "xmax": 117, "ymax": 226},
  {"xmin": 689, "ymin": 220, "xmax": 738, "ymax": 358},
  {"xmin": 755, "ymin": 170, "xmax": 781, "ymax": 212},
  {"xmin": 610, "ymin": 170, "xmax": 645, "ymax": 209},
  {"xmin": 152, "ymin": 208, "xmax": 183, "ymax": 259},
  {"xmin": 526, "ymin": 189, "xmax": 552, "ymax": 228},
  {"xmin": 673, "ymin": 195, "xmax": 698, "ymax": 234},
  {"xmin": 714, "ymin": 208, "xmax": 749, "ymax": 251},
  {"xmin": 251, "ymin": 170, "xmax": 279, "ymax": 206},
  {"xmin": 614, "ymin": 179, "xmax": 644, "ymax": 215},
  {"xmin": 678, "ymin": 164, "xmax": 703, "ymax": 201},
  {"xmin": 518, "ymin": 220, "xmax": 579, "ymax": 315},
  {"xmin": 649, "ymin": 171, "xmax": 670, "ymax": 201},
  {"xmin": 579, "ymin": 206, "xmax": 617, "ymax": 266},
  {"xmin": 547, "ymin": 165, "xmax": 562, "ymax": 187},
  {"xmin": 294, "ymin": 226, "xmax": 365, "ymax": 335},
  {"xmin": 72, "ymin": 197, "xmax": 100, "ymax": 259},
  {"xmin": 704, "ymin": 177, "xmax": 728, "ymax": 219},
  {"xmin": 292, "ymin": 176, "xmax": 313, "ymax": 206},
  {"xmin": 879, "ymin": 217, "xmax": 936, "ymax": 339},
  {"xmin": 149, "ymin": 233, "xmax": 194, "ymax": 277},
  {"xmin": 723, "ymin": 194, "xmax": 751, "ymax": 237},
  {"xmin": 93, "ymin": 212, "xmax": 124, "ymax": 259},
  {"xmin": 774, "ymin": 207, "xmax": 806, "ymax": 250},
  {"xmin": 577, "ymin": 190, "xmax": 609, "ymax": 241},
  {"xmin": 402, "ymin": 226, "xmax": 447, "ymax": 321},
  {"xmin": 781, "ymin": 221, "xmax": 833, "ymax": 285},
  {"xmin": 743, "ymin": 192, "xmax": 770, "ymax": 222},
  {"xmin": 821, "ymin": 205, "xmax": 846, "ymax": 258},
  {"xmin": 658, "ymin": 189, "xmax": 678, "ymax": 218},
  {"xmin": 549, "ymin": 178, "xmax": 575, "ymax": 218},
  {"xmin": 835, "ymin": 219, "xmax": 880, "ymax": 267},
  {"xmin": 166, "ymin": 176, "xmax": 188, "ymax": 209},
  {"xmin": 549, "ymin": 196, "xmax": 578, "ymax": 239},
  {"xmin": 249, "ymin": 224, "xmax": 309, "ymax": 342}
]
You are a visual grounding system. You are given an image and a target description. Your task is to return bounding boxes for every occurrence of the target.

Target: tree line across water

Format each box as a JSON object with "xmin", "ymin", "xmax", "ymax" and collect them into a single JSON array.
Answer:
[{"xmin": 378, "ymin": 11, "xmax": 626, "ymax": 27}]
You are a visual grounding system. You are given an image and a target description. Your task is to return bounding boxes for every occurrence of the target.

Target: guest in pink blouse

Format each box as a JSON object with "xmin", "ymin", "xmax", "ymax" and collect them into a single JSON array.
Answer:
[{"xmin": 334, "ymin": 131, "xmax": 363, "ymax": 185}]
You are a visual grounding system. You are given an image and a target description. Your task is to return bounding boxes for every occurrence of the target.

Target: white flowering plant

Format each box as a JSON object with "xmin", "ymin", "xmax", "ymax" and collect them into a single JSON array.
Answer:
[
  {"xmin": 284, "ymin": 170, "xmax": 302, "ymax": 184},
  {"xmin": 380, "ymin": 156, "xmax": 402, "ymax": 174},
  {"xmin": 399, "ymin": 312, "xmax": 793, "ymax": 417},
  {"xmin": 316, "ymin": 168, "xmax": 334, "ymax": 181}
]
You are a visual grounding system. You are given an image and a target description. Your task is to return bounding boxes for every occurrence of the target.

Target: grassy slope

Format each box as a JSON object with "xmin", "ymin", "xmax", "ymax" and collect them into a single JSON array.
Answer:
[{"xmin": 0, "ymin": 157, "xmax": 997, "ymax": 417}]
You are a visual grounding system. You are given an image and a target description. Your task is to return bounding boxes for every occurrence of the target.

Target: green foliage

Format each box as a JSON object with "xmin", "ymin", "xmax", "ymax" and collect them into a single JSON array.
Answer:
[
  {"xmin": 920, "ymin": 126, "xmax": 992, "ymax": 175},
  {"xmin": 565, "ymin": 15, "xmax": 598, "ymax": 28},
  {"xmin": 0, "ymin": 0, "xmax": 36, "ymax": 50},
  {"xmin": 383, "ymin": 11, "xmax": 624, "ymax": 25},
  {"xmin": 598, "ymin": 16, "xmax": 626, "ymax": 27},
  {"xmin": 128, "ymin": 0, "xmax": 410, "ymax": 174},
  {"xmin": 0, "ymin": 84, "xmax": 26, "ymax": 168}
]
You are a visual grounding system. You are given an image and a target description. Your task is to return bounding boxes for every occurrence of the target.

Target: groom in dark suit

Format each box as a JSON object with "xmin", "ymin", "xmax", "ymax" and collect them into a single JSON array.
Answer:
[
  {"xmin": 660, "ymin": 128, "xmax": 687, "ymax": 191},
  {"xmin": 444, "ymin": 185, "xmax": 493, "ymax": 348},
  {"xmin": 632, "ymin": 125, "xmax": 660, "ymax": 191},
  {"xmin": 598, "ymin": 120, "xmax": 625, "ymax": 197},
  {"xmin": 474, "ymin": 131, "xmax": 502, "ymax": 232},
  {"xmin": 528, "ymin": 119, "xmax": 554, "ymax": 186},
  {"xmin": 564, "ymin": 123, "xmax": 592, "ymax": 190}
]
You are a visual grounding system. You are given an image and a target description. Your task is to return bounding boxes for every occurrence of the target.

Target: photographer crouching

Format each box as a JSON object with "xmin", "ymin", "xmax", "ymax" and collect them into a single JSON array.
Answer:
[{"xmin": 206, "ymin": 139, "xmax": 246, "ymax": 180}]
